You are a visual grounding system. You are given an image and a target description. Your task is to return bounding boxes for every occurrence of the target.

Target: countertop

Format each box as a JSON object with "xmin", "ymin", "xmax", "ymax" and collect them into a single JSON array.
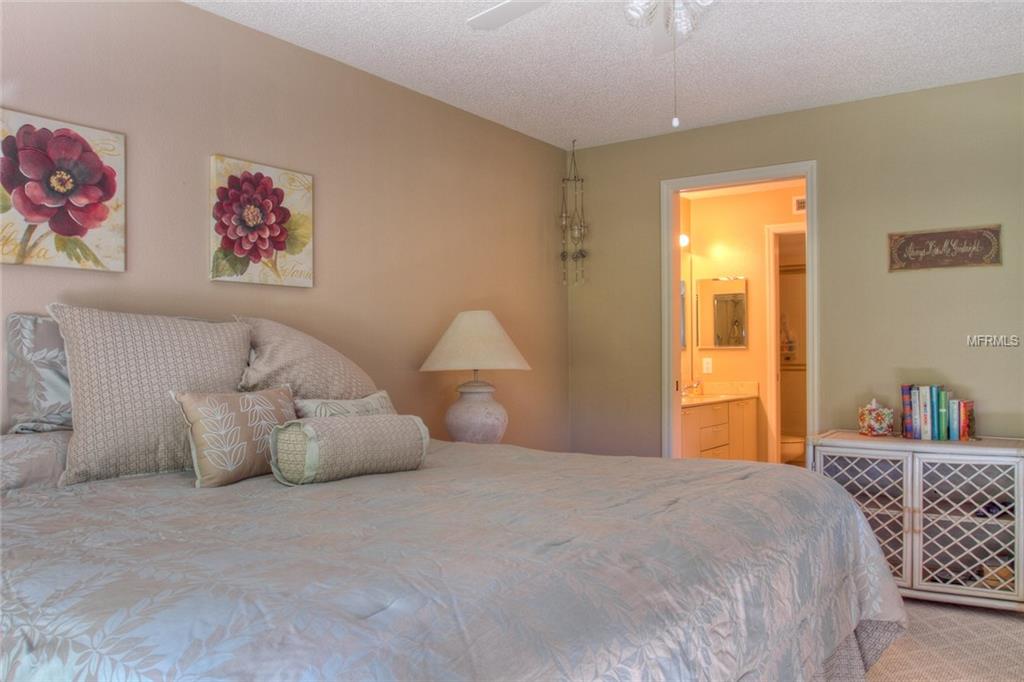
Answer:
[{"xmin": 681, "ymin": 394, "xmax": 758, "ymax": 408}]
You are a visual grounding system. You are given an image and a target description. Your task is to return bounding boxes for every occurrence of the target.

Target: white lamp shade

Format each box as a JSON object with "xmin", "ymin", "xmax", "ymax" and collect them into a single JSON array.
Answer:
[{"xmin": 420, "ymin": 310, "xmax": 531, "ymax": 372}]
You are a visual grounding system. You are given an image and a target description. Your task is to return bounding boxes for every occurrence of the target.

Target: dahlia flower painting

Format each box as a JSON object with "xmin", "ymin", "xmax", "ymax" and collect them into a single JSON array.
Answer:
[
  {"xmin": 0, "ymin": 109, "xmax": 125, "ymax": 271},
  {"xmin": 210, "ymin": 155, "xmax": 313, "ymax": 288}
]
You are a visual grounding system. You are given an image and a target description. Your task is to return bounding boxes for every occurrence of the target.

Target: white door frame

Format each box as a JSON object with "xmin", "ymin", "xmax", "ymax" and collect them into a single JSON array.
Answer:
[
  {"xmin": 765, "ymin": 221, "xmax": 806, "ymax": 464},
  {"xmin": 660, "ymin": 161, "xmax": 819, "ymax": 459}
]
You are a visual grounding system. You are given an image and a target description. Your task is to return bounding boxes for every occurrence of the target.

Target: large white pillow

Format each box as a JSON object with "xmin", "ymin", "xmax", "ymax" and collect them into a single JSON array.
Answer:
[{"xmin": 48, "ymin": 304, "xmax": 251, "ymax": 485}]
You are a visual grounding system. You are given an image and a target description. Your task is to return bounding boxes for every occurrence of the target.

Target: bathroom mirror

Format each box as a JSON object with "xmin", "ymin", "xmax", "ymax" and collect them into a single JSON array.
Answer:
[{"xmin": 696, "ymin": 278, "xmax": 747, "ymax": 349}]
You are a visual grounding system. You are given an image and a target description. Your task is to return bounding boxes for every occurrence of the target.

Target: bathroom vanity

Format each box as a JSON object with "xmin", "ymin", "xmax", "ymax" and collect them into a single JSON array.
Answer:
[{"xmin": 680, "ymin": 394, "xmax": 758, "ymax": 460}]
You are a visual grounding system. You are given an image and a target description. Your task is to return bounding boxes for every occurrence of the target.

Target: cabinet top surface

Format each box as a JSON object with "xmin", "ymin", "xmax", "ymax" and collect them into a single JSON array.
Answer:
[
  {"xmin": 681, "ymin": 394, "xmax": 757, "ymax": 408},
  {"xmin": 815, "ymin": 429, "xmax": 1024, "ymax": 456}
]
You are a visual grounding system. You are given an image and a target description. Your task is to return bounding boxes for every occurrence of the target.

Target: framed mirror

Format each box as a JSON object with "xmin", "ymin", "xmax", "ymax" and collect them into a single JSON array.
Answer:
[{"xmin": 696, "ymin": 278, "xmax": 747, "ymax": 349}]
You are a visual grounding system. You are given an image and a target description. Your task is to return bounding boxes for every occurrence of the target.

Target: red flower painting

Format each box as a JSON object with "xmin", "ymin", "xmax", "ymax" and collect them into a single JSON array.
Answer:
[
  {"xmin": 0, "ymin": 114, "xmax": 123, "ymax": 270},
  {"xmin": 212, "ymin": 171, "xmax": 290, "ymax": 264},
  {"xmin": 209, "ymin": 155, "xmax": 312, "ymax": 288},
  {"xmin": 2, "ymin": 125, "xmax": 116, "ymax": 237}
]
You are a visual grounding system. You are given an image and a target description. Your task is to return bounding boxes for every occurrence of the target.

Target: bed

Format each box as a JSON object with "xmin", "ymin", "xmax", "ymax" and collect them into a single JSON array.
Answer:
[{"xmin": 1, "ymin": 430, "xmax": 905, "ymax": 681}]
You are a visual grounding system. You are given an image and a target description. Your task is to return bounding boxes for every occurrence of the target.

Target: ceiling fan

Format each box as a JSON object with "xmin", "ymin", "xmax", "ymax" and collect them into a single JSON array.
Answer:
[{"xmin": 467, "ymin": 0, "xmax": 716, "ymax": 55}]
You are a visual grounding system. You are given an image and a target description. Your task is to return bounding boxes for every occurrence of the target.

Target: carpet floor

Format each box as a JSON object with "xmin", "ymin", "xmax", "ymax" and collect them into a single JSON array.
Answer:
[{"xmin": 868, "ymin": 598, "xmax": 1024, "ymax": 681}]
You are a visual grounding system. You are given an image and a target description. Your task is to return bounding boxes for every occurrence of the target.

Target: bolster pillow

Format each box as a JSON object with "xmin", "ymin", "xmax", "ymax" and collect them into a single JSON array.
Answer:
[{"xmin": 270, "ymin": 415, "xmax": 428, "ymax": 486}]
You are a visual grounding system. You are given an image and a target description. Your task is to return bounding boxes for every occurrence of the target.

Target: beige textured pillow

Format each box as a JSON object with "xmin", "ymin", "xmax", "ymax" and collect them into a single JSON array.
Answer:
[
  {"xmin": 294, "ymin": 390, "xmax": 396, "ymax": 418},
  {"xmin": 238, "ymin": 317, "xmax": 376, "ymax": 400},
  {"xmin": 47, "ymin": 304, "xmax": 251, "ymax": 485},
  {"xmin": 175, "ymin": 386, "xmax": 296, "ymax": 488},
  {"xmin": 271, "ymin": 415, "xmax": 428, "ymax": 486}
]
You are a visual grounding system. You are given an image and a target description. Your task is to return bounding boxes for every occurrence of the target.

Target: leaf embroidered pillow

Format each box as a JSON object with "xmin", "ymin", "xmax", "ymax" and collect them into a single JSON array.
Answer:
[
  {"xmin": 175, "ymin": 386, "xmax": 296, "ymax": 488},
  {"xmin": 293, "ymin": 390, "xmax": 396, "ymax": 418},
  {"xmin": 6, "ymin": 313, "xmax": 72, "ymax": 433}
]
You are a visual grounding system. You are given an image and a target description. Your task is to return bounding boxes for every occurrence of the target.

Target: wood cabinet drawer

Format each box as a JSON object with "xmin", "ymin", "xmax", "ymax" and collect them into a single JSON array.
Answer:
[
  {"xmin": 699, "ymin": 423, "xmax": 729, "ymax": 450},
  {"xmin": 700, "ymin": 444, "xmax": 730, "ymax": 459},
  {"xmin": 695, "ymin": 403, "xmax": 729, "ymax": 428}
]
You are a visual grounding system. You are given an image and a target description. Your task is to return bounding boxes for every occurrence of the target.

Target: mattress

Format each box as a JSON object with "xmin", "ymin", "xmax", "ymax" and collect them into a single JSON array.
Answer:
[{"xmin": 1, "ymin": 436, "xmax": 905, "ymax": 681}]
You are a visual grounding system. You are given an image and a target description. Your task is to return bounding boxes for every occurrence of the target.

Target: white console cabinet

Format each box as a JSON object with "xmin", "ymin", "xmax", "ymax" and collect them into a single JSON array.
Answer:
[{"xmin": 814, "ymin": 429, "xmax": 1024, "ymax": 611}]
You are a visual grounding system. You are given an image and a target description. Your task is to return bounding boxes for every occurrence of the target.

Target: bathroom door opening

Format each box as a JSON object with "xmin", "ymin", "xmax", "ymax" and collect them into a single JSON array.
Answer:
[
  {"xmin": 766, "ymin": 224, "xmax": 808, "ymax": 466},
  {"xmin": 660, "ymin": 162, "xmax": 818, "ymax": 463}
]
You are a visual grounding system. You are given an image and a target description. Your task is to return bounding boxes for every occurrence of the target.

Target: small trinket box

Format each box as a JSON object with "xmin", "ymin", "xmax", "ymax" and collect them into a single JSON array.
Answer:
[{"xmin": 858, "ymin": 399, "xmax": 894, "ymax": 436}]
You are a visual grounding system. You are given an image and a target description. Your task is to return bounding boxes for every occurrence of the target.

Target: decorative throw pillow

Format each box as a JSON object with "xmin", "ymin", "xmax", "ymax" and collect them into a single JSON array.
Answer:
[
  {"xmin": 294, "ymin": 390, "xmax": 396, "ymax": 419},
  {"xmin": 5, "ymin": 313, "xmax": 72, "ymax": 433},
  {"xmin": 238, "ymin": 317, "xmax": 376, "ymax": 400},
  {"xmin": 174, "ymin": 386, "xmax": 295, "ymax": 488},
  {"xmin": 270, "ymin": 414, "xmax": 428, "ymax": 486},
  {"xmin": 47, "ymin": 303, "xmax": 251, "ymax": 485}
]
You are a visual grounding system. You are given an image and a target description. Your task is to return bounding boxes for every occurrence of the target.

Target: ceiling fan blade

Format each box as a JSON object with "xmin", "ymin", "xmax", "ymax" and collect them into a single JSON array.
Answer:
[{"xmin": 467, "ymin": 1, "xmax": 548, "ymax": 30}]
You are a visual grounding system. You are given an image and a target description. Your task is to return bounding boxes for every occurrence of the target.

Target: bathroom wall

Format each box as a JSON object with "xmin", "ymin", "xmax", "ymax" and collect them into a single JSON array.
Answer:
[{"xmin": 685, "ymin": 184, "xmax": 806, "ymax": 457}]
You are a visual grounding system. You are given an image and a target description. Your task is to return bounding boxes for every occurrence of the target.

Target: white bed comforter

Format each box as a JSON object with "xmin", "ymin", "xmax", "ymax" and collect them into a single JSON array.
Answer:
[{"xmin": 1, "ymin": 436, "xmax": 905, "ymax": 681}]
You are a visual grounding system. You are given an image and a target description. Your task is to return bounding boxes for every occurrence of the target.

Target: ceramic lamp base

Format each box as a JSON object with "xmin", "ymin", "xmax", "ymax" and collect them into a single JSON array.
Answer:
[{"xmin": 445, "ymin": 380, "xmax": 508, "ymax": 444}]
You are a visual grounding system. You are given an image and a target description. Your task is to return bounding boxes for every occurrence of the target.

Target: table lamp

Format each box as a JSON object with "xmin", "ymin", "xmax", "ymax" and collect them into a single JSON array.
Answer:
[{"xmin": 420, "ymin": 310, "xmax": 530, "ymax": 443}]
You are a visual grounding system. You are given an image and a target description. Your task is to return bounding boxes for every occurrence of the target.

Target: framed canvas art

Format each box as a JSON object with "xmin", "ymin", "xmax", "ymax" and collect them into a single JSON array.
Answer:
[
  {"xmin": 210, "ymin": 155, "xmax": 313, "ymax": 288},
  {"xmin": 1, "ymin": 109, "xmax": 125, "ymax": 271}
]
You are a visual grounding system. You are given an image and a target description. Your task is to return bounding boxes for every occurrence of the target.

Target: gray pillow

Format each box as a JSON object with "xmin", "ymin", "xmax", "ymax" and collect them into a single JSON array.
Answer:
[
  {"xmin": 48, "ymin": 304, "xmax": 251, "ymax": 485},
  {"xmin": 294, "ymin": 390, "xmax": 396, "ymax": 418},
  {"xmin": 270, "ymin": 415, "xmax": 427, "ymax": 486},
  {"xmin": 238, "ymin": 317, "xmax": 376, "ymax": 400},
  {"xmin": 5, "ymin": 314, "xmax": 72, "ymax": 433}
]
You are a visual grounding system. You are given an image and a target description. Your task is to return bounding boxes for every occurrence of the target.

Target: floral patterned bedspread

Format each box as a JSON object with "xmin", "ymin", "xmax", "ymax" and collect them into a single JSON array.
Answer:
[{"xmin": 1, "ymin": 438, "xmax": 905, "ymax": 681}]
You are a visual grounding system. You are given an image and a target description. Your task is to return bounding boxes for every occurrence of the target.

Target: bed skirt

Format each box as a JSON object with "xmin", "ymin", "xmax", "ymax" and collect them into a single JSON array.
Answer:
[{"xmin": 821, "ymin": 619, "xmax": 905, "ymax": 680}]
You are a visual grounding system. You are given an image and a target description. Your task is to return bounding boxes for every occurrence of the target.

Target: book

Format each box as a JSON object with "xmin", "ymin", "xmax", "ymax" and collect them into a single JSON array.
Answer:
[
  {"xmin": 911, "ymin": 387, "xmax": 922, "ymax": 439},
  {"xmin": 900, "ymin": 385, "xmax": 913, "ymax": 438},
  {"xmin": 963, "ymin": 400, "xmax": 976, "ymax": 440},
  {"xmin": 937, "ymin": 389, "xmax": 949, "ymax": 441},
  {"xmin": 920, "ymin": 385, "xmax": 932, "ymax": 440},
  {"xmin": 930, "ymin": 385, "xmax": 940, "ymax": 439},
  {"xmin": 949, "ymin": 399, "xmax": 960, "ymax": 442}
]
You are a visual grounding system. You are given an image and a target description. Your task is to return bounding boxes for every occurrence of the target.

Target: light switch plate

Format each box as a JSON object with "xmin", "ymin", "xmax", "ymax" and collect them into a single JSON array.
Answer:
[{"xmin": 702, "ymin": 357, "xmax": 712, "ymax": 373}]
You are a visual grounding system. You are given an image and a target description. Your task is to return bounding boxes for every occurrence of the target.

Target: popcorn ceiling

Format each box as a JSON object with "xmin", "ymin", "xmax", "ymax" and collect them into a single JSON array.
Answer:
[{"xmin": 190, "ymin": 1, "xmax": 1024, "ymax": 149}]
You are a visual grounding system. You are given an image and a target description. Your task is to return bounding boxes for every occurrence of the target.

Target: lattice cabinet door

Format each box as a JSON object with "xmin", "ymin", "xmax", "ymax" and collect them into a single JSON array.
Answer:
[
  {"xmin": 914, "ymin": 453, "xmax": 1022, "ymax": 601},
  {"xmin": 818, "ymin": 447, "xmax": 912, "ymax": 587}
]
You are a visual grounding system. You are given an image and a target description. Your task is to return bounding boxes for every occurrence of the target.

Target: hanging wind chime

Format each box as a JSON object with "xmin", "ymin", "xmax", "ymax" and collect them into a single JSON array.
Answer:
[{"xmin": 560, "ymin": 140, "xmax": 587, "ymax": 285}]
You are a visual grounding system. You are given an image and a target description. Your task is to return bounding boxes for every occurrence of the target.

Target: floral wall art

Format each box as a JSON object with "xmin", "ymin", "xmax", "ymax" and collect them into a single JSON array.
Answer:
[
  {"xmin": 210, "ymin": 155, "xmax": 313, "ymax": 288},
  {"xmin": 0, "ymin": 109, "xmax": 124, "ymax": 271}
]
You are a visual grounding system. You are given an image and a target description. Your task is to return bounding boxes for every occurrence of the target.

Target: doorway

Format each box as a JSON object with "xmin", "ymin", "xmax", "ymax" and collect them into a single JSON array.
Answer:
[
  {"xmin": 766, "ymin": 224, "xmax": 808, "ymax": 466},
  {"xmin": 659, "ymin": 162, "xmax": 818, "ymax": 464}
]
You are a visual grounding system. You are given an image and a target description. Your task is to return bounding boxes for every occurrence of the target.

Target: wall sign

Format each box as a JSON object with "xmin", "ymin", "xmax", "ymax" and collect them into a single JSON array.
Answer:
[{"xmin": 889, "ymin": 224, "xmax": 1001, "ymax": 271}]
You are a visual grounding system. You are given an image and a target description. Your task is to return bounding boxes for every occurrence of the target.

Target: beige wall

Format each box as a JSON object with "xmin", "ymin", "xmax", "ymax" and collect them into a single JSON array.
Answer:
[
  {"xmin": 570, "ymin": 75, "xmax": 1023, "ymax": 457},
  {"xmin": 0, "ymin": 2, "xmax": 570, "ymax": 450}
]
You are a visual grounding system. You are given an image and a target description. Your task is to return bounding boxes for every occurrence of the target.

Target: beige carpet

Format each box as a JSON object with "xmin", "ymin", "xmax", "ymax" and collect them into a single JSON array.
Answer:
[{"xmin": 869, "ymin": 599, "xmax": 1024, "ymax": 681}]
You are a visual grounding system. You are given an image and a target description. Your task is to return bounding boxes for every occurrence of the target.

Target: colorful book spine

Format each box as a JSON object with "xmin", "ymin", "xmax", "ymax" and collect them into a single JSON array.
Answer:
[
  {"xmin": 900, "ymin": 385, "xmax": 913, "ymax": 437},
  {"xmin": 920, "ymin": 386, "xmax": 932, "ymax": 440},
  {"xmin": 949, "ymin": 399, "xmax": 960, "ymax": 442},
  {"xmin": 930, "ymin": 385, "xmax": 940, "ymax": 439},
  {"xmin": 937, "ymin": 389, "xmax": 949, "ymax": 441},
  {"xmin": 911, "ymin": 387, "xmax": 922, "ymax": 439},
  {"xmin": 963, "ymin": 400, "xmax": 975, "ymax": 440}
]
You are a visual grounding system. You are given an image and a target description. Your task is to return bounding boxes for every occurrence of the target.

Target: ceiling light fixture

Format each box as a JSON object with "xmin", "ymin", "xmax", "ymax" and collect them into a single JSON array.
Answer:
[{"xmin": 622, "ymin": 0, "xmax": 717, "ymax": 130}]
